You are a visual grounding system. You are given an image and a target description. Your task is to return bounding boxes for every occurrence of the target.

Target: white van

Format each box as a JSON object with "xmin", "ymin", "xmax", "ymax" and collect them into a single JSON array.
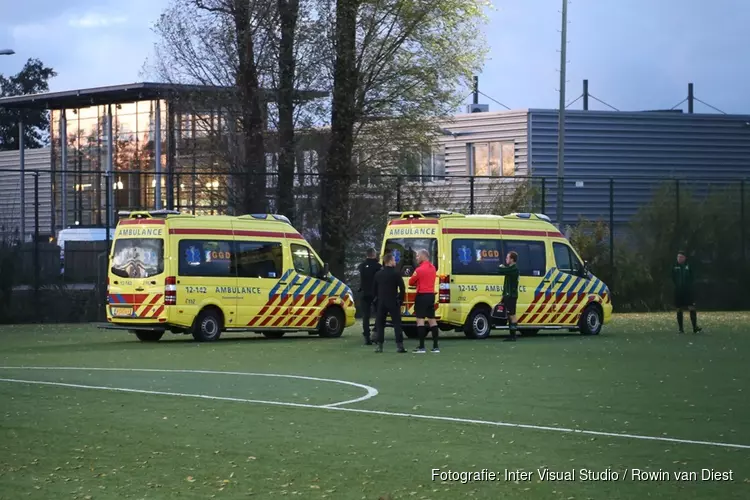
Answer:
[{"xmin": 57, "ymin": 227, "xmax": 115, "ymax": 274}]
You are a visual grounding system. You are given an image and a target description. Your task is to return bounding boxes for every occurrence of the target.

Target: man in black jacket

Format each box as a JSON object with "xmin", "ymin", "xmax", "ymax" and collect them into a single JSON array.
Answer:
[
  {"xmin": 372, "ymin": 253, "xmax": 407, "ymax": 353},
  {"xmin": 358, "ymin": 248, "xmax": 382, "ymax": 345},
  {"xmin": 673, "ymin": 250, "xmax": 702, "ymax": 334}
]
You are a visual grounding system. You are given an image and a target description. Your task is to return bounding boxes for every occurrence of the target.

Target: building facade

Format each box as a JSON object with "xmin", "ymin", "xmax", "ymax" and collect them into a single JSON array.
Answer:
[
  {"xmin": 2, "ymin": 82, "xmax": 749, "ymax": 242},
  {"xmin": 434, "ymin": 108, "xmax": 750, "ymax": 223},
  {"xmin": 0, "ymin": 83, "xmax": 328, "ymax": 241}
]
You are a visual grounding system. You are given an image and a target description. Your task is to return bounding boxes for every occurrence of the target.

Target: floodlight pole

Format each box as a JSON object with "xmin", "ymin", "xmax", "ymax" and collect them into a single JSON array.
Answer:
[{"xmin": 556, "ymin": 0, "xmax": 568, "ymax": 229}]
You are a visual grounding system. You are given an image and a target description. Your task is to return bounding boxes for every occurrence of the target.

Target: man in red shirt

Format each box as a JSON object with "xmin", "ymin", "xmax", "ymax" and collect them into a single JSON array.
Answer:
[{"xmin": 408, "ymin": 249, "xmax": 439, "ymax": 353}]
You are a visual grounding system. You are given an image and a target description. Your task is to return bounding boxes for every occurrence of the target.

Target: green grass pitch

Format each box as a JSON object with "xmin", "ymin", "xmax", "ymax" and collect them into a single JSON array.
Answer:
[{"xmin": 1, "ymin": 313, "xmax": 749, "ymax": 499}]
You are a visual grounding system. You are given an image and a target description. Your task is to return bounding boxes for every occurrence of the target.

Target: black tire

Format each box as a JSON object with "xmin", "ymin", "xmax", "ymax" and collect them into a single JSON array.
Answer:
[
  {"xmin": 318, "ymin": 308, "xmax": 345, "ymax": 338},
  {"xmin": 463, "ymin": 307, "xmax": 492, "ymax": 339},
  {"xmin": 134, "ymin": 330, "xmax": 164, "ymax": 342},
  {"xmin": 192, "ymin": 309, "xmax": 223, "ymax": 342},
  {"xmin": 262, "ymin": 331, "xmax": 285, "ymax": 339},
  {"xmin": 579, "ymin": 305, "xmax": 603, "ymax": 335},
  {"xmin": 403, "ymin": 326, "xmax": 419, "ymax": 339},
  {"xmin": 520, "ymin": 329, "xmax": 539, "ymax": 337}
]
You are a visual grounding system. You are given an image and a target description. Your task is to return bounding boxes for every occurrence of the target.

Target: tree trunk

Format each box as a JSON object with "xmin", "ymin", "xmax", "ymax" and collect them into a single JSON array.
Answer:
[
  {"xmin": 321, "ymin": 0, "xmax": 359, "ymax": 278},
  {"xmin": 234, "ymin": 0, "xmax": 268, "ymax": 215},
  {"xmin": 276, "ymin": 0, "xmax": 300, "ymax": 221}
]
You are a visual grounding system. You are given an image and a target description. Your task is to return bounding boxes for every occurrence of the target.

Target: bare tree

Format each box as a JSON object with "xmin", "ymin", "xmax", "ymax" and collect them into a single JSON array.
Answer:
[
  {"xmin": 152, "ymin": 0, "xmax": 274, "ymax": 214},
  {"xmin": 275, "ymin": 0, "xmax": 301, "ymax": 222},
  {"xmin": 318, "ymin": 0, "xmax": 488, "ymax": 277}
]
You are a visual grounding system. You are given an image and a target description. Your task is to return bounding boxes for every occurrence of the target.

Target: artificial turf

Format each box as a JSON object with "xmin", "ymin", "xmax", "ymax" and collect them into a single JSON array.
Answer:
[{"xmin": 1, "ymin": 313, "xmax": 749, "ymax": 499}]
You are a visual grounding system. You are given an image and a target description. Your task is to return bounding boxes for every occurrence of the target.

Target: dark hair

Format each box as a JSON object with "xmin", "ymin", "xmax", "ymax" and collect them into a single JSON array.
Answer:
[
  {"xmin": 383, "ymin": 253, "xmax": 395, "ymax": 265},
  {"xmin": 366, "ymin": 248, "xmax": 377, "ymax": 258},
  {"xmin": 508, "ymin": 251, "xmax": 518, "ymax": 263}
]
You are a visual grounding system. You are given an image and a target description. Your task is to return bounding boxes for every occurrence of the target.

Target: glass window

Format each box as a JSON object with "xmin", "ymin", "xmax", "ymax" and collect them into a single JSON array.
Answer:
[
  {"xmin": 383, "ymin": 238, "xmax": 439, "ymax": 276},
  {"xmin": 111, "ymin": 238, "xmax": 164, "ymax": 278},
  {"xmin": 471, "ymin": 143, "xmax": 489, "ymax": 176},
  {"xmin": 502, "ymin": 143, "xmax": 516, "ymax": 176},
  {"xmin": 235, "ymin": 241, "xmax": 283, "ymax": 279},
  {"xmin": 553, "ymin": 242, "xmax": 573, "ymax": 273},
  {"xmin": 291, "ymin": 244, "xmax": 322, "ymax": 277},
  {"xmin": 178, "ymin": 240, "xmax": 234, "ymax": 277},
  {"xmin": 489, "ymin": 142, "xmax": 501, "ymax": 176},
  {"xmin": 503, "ymin": 240, "xmax": 547, "ymax": 277},
  {"xmin": 451, "ymin": 239, "xmax": 503, "ymax": 275},
  {"xmin": 470, "ymin": 142, "xmax": 516, "ymax": 177}
]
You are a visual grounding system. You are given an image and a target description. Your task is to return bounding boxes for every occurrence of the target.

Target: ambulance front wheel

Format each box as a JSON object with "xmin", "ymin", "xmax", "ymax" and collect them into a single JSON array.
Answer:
[
  {"xmin": 192, "ymin": 308, "xmax": 223, "ymax": 342},
  {"xmin": 319, "ymin": 308, "xmax": 345, "ymax": 338},
  {"xmin": 579, "ymin": 305, "xmax": 603, "ymax": 335}
]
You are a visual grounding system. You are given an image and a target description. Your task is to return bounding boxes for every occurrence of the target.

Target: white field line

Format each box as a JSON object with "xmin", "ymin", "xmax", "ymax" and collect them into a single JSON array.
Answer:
[
  {"xmin": 0, "ymin": 368, "xmax": 749, "ymax": 451},
  {"xmin": 0, "ymin": 366, "xmax": 377, "ymax": 408}
]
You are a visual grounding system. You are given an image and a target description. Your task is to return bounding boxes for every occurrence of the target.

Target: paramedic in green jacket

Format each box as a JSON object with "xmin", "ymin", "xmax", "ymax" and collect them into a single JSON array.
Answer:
[
  {"xmin": 498, "ymin": 251, "xmax": 520, "ymax": 342},
  {"xmin": 673, "ymin": 250, "xmax": 702, "ymax": 334}
]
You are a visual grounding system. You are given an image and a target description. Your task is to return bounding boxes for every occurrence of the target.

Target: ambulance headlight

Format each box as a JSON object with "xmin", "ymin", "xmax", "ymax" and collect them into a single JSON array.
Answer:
[{"xmin": 345, "ymin": 291, "xmax": 354, "ymax": 303}]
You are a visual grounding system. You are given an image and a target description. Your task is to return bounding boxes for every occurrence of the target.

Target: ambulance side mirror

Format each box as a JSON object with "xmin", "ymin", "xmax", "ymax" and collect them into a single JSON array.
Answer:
[{"xmin": 320, "ymin": 262, "xmax": 330, "ymax": 280}]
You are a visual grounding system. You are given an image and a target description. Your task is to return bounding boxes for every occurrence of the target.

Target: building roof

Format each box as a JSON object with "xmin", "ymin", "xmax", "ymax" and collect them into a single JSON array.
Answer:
[{"xmin": 0, "ymin": 82, "xmax": 328, "ymax": 110}]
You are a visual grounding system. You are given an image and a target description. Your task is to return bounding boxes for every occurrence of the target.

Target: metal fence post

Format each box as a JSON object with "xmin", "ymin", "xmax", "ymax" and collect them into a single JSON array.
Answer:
[
  {"xmin": 675, "ymin": 179, "xmax": 680, "ymax": 240},
  {"xmin": 19, "ymin": 119, "xmax": 25, "ymax": 242},
  {"xmin": 396, "ymin": 175, "xmax": 402, "ymax": 211},
  {"xmin": 105, "ymin": 172, "xmax": 111, "ymax": 253},
  {"xmin": 741, "ymin": 179, "xmax": 746, "ymax": 260},
  {"xmin": 609, "ymin": 178, "xmax": 614, "ymax": 276},
  {"xmin": 34, "ymin": 172, "xmax": 39, "ymax": 300},
  {"xmin": 470, "ymin": 176, "xmax": 475, "ymax": 214}
]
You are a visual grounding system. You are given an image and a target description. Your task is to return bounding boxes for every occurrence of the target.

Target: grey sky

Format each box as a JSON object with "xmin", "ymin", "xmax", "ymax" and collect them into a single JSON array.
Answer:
[{"xmin": 1, "ymin": 0, "xmax": 748, "ymax": 113}]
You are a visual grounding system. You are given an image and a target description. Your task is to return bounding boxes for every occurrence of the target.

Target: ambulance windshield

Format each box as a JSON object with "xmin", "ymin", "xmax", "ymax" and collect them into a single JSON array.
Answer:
[
  {"xmin": 111, "ymin": 238, "xmax": 165, "ymax": 278},
  {"xmin": 384, "ymin": 238, "xmax": 438, "ymax": 276}
]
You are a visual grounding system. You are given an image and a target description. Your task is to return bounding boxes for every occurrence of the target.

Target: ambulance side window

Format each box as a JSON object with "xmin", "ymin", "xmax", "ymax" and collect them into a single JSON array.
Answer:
[
  {"xmin": 291, "ymin": 244, "xmax": 322, "ymax": 277},
  {"xmin": 178, "ymin": 240, "xmax": 234, "ymax": 277},
  {"xmin": 235, "ymin": 241, "xmax": 283, "ymax": 279},
  {"xmin": 553, "ymin": 242, "xmax": 584, "ymax": 276},
  {"xmin": 502, "ymin": 240, "xmax": 546, "ymax": 277}
]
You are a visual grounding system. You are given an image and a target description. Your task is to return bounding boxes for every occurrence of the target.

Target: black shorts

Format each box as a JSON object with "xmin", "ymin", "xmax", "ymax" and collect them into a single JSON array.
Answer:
[
  {"xmin": 675, "ymin": 290, "xmax": 694, "ymax": 308},
  {"xmin": 503, "ymin": 297, "xmax": 518, "ymax": 316},
  {"xmin": 414, "ymin": 293, "xmax": 436, "ymax": 318}
]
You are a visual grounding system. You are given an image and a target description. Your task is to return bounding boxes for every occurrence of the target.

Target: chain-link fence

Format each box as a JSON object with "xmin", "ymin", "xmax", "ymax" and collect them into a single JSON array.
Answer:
[{"xmin": 0, "ymin": 167, "xmax": 748, "ymax": 322}]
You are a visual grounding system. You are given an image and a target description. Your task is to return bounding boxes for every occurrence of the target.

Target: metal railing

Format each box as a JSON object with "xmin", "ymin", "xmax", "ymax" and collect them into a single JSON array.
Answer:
[{"xmin": 0, "ymin": 167, "xmax": 748, "ymax": 321}]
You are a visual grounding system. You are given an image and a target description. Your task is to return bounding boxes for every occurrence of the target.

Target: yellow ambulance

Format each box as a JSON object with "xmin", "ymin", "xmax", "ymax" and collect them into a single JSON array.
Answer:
[
  {"xmin": 104, "ymin": 210, "xmax": 355, "ymax": 342},
  {"xmin": 381, "ymin": 210, "xmax": 613, "ymax": 339}
]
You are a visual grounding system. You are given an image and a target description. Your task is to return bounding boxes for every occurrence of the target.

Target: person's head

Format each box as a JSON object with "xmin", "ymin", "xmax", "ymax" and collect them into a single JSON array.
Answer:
[
  {"xmin": 366, "ymin": 248, "xmax": 377, "ymax": 259},
  {"xmin": 417, "ymin": 249, "xmax": 430, "ymax": 263},
  {"xmin": 677, "ymin": 251, "xmax": 686, "ymax": 264},
  {"xmin": 506, "ymin": 251, "xmax": 518, "ymax": 266},
  {"xmin": 383, "ymin": 253, "xmax": 395, "ymax": 267}
]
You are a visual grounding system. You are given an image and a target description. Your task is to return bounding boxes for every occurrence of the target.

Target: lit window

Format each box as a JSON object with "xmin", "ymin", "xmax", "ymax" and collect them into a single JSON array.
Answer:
[{"xmin": 469, "ymin": 142, "xmax": 515, "ymax": 177}]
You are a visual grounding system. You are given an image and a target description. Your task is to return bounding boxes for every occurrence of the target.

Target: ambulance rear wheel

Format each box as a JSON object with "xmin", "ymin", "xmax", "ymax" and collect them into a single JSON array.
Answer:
[
  {"xmin": 464, "ymin": 307, "xmax": 492, "ymax": 339},
  {"xmin": 133, "ymin": 330, "xmax": 164, "ymax": 342},
  {"xmin": 319, "ymin": 308, "xmax": 344, "ymax": 338},
  {"xmin": 192, "ymin": 309, "xmax": 223, "ymax": 342}
]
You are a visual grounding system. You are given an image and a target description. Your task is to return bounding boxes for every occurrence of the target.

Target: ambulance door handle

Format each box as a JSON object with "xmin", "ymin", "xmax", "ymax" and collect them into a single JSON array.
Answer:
[
  {"xmin": 149, "ymin": 281, "xmax": 156, "ymax": 285},
  {"xmin": 135, "ymin": 287, "xmax": 145, "ymax": 291}
]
